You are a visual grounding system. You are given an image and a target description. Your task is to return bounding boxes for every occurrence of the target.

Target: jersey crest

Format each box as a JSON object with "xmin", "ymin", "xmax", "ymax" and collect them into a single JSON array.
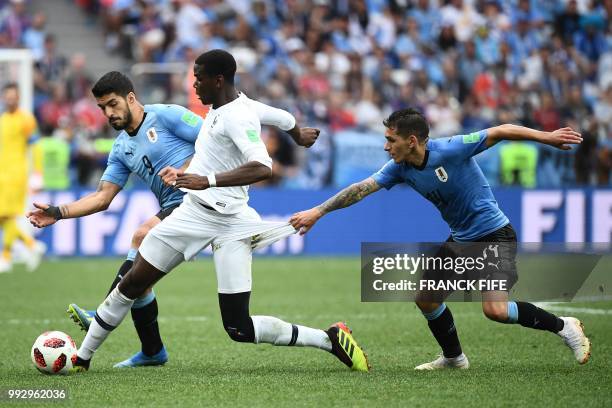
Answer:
[
  {"xmin": 435, "ymin": 166, "xmax": 448, "ymax": 182},
  {"xmin": 147, "ymin": 127, "xmax": 158, "ymax": 143}
]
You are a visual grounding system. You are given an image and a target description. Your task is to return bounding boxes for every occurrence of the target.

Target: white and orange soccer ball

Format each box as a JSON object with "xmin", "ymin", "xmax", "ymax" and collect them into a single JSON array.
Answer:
[{"xmin": 31, "ymin": 331, "xmax": 78, "ymax": 375}]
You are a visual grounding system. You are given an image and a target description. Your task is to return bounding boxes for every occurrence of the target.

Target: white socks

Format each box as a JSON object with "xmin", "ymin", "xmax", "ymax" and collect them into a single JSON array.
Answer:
[
  {"xmin": 251, "ymin": 316, "xmax": 331, "ymax": 351},
  {"xmin": 78, "ymin": 293, "xmax": 334, "ymax": 361},
  {"xmin": 77, "ymin": 288, "xmax": 134, "ymax": 360}
]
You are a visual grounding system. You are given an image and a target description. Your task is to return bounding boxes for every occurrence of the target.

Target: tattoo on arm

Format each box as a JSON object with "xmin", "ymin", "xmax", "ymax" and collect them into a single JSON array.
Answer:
[{"xmin": 317, "ymin": 178, "xmax": 380, "ymax": 215}]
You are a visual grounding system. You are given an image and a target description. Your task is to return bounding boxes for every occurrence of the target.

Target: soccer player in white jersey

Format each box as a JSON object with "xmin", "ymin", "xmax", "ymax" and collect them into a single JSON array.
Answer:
[
  {"xmin": 27, "ymin": 71, "xmax": 320, "ymax": 368},
  {"xmin": 69, "ymin": 49, "xmax": 370, "ymax": 373}
]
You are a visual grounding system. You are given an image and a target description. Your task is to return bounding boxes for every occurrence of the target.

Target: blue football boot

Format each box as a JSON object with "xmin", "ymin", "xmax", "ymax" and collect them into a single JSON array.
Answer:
[{"xmin": 113, "ymin": 346, "xmax": 169, "ymax": 368}]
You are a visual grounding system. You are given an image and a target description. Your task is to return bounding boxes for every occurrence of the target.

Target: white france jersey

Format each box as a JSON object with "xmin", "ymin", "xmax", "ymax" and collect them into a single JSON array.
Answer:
[
  {"xmin": 239, "ymin": 92, "xmax": 296, "ymax": 132},
  {"xmin": 182, "ymin": 95, "xmax": 271, "ymax": 214}
]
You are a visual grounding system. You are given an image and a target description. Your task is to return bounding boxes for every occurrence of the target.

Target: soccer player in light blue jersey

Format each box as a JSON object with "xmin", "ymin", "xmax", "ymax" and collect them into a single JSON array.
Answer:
[
  {"xmin": 291, "ymin": 108, "xmax": 591, "ymax": 369},
  {"xmin": 27, "ymin": 71, "xmax": 320, "ymax": 368}
]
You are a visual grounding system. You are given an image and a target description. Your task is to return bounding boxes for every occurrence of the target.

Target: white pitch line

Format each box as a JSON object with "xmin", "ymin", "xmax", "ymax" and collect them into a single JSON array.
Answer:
[
  {"xmin": 535, "ymin": 302, "xmax": 612, "ymax": 315},
  {"xmin": 3, "ymin": 305, "xmax": 610, "ymax": 327},
  {"xmin": 2, "ymin": 312, "xmax": 481, "ymax": 326},
  {"xmin": 0, "ymin": 315, "xmax": 209, "ymax": 326}
]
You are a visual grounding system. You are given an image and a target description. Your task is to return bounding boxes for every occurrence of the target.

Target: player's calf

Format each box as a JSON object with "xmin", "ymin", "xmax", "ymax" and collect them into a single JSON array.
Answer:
[
  {"xmin": 75, "ymin": 286, "xmax": 135, "ymax": 368},
  {"xmin": 500, "ymin": 301, "xmax": 564, "ymax": 332},
  {"xmin": 482, "ymin": 301, "xmax": 509, "ymax": 322},
  {"xmin": 75, "ymin": 254, "xmax": 166, "ymax": 368},
  {"xmin": 417, "ymin": 302, "xmax": 464, "ymax": 360},
  {"xmin": 219, "ymin": 292, "xmax": 256, "ymax": 343},
  {"xmin": 217, "ymin": 292, "xmax": 369, "ymax": 371}
]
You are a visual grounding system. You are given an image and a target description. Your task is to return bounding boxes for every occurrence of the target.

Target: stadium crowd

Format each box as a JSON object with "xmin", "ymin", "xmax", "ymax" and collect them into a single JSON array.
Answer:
[{"xmin": 0, "ymin": 0, "xmax": 611, "ymax": 188}]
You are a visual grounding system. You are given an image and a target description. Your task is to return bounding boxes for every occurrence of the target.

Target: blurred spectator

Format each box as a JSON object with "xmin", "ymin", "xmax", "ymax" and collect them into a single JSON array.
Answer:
[
  {"xmin": 473, "ymin": 63, "xmax": 510, "ymax": 109},
  {"xmin": 21, "ymin": 11, "xmax": 45, "ymax": 60},
  {"xmin": 499, "ymin": 142, "xmax": 538, "ymax": 188},
  {"xmin": 39, "ymin": 84, "xmax": 72, "ymax": 134},
  {"xmin": 594, "ymin": 85, "xmax": 612, "ymax": 139},
  {"xmin": 260, "ymin": 127, "xmax": 298, "ymax": 186},
  {"xmin": 426, "ymin": 91, "xmax": 461, "ymax": 137},
  {"xmin": 65, "ymin": 53, "xmax": 94, "ymax": 101},
  {"xmin": 327, "ymin": 91, "xmax": 355, "ymax": 131},
  {"xmin": 71, "ymin": 119, "xmax": 111, "ymax": 186},
  {"xmin": 533, "ymin": 92, "xmax": 561, "ymax": 132},
  {"xmin": 555, "ymin": 0, "xmax": 581, "ymax": 45},
  {"xmin": 458, "ymin": 40, "xmax": 483, "ymax": 90},
  {"xmin": 2, "ymin": 0, "xmax": 611, "ymax": 188},
  {"xmin": 36, "ymin": 34, "xmax": 67, "ymax": 85},
  {"xmin": 597, "ymin": 144, "xmax": 611, "ymax": 185},
  {"xmin": 134, "ymin": 1, "xmax": 165, "ymax": 62},
  {"xmin": 174, "ymin": 0, "xmax": 208, "ymax": 49},
  {"xmin": 351, "ymin": 79, "xmax": 383, "ymax": 131},
  {"xmin": 574, "ymin": 18, "xmax": 607, "ymax": 62},
  {"xmin": 407, "ymin": 0, "xmax": 439, "ymax": 43},
  {"xmin": 32, "ymin": 131, "xmax": 71, "ymax": 190},
  {"xmin": 0, "ymin": 0, "xmax": 29, "ymax": 47},
  {"xmin": 573, "ymin": 118, "xmax": 599, "ymax": 185},
  {"xmin": 437, "ymin": 22, "xmax": 457, "ymax": 52},
  {"xmin": 474, "ymin": 25, "xmax": 500, "ymax": 66},
  {"xmin": 441, "ymin": 0, "xmax": 484, "ymax": 43}
]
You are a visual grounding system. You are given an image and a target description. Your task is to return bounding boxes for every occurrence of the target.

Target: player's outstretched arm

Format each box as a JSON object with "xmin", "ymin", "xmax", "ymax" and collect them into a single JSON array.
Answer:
[
  {"xmin": 289, "ymin": 177, "xmax": 381, "ymax": 235},
  {"xmin": 247, "ymin": 96, "xmax": 320, "ymax": 147},
  {"xmin": 173, "ymin": 161, "xmax": 271, "ymax": 190},
  {"xmin": 26, "ymin": 181, "xmax": 121, "ymax": 228},
  {"xmin": 486, "ymin": 124, "xmax": 583, "ymax": 149}
]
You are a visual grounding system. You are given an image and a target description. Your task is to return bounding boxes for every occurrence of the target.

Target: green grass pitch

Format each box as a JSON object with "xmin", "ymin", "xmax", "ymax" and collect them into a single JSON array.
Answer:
[{"xmin": 0, "ymin": 258, "xmax": 610, "ymax": 407}]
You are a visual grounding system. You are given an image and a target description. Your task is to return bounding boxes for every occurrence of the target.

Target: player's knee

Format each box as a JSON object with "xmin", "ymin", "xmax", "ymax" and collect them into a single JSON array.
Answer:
[
  {"xmin": 415, "ymin": 300, "xmax": 440, "ymax": 314},
  {"xmin": 218, "ymin": 292, "xmax": 255, "ymax": 343},
  {"xmin": 482, "ymin": 302, "xmax": 508, "ymax": 322},
  {"xmin": 117, "ymin": 273, "xmax": 144, "ymax": 299},
  {"xmin": 220, "ymin": 312, "xmax": 255, "ymax": 343},
  {"xmin": 223, "ymin": 323, "xmax": 253, "ymax": 343},
  {"xmin": 118, "ymin": 258, "xmax": 162, "ymax": 299},
  {"xmin": 131, "ymin": 226, "xmax": 150, "ymax": 248}
]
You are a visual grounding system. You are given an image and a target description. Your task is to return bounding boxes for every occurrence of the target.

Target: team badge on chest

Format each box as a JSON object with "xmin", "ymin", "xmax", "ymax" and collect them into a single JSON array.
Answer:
[
  {"xmin": 435, "ymin": 166, "xmax": 448, "ymax": 182},
  {"xmin": 146, "ymin": 127, "xmax": 158, "ymax": 143}
]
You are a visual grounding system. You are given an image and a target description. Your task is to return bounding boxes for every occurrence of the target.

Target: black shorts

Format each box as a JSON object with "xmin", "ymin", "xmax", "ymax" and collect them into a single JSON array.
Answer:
[
  {"xmin": 419, "ymin": 224, "xmax": 518, "ymax": 302},
  {"xmin": 155, "ymin": 204, "xmax": 180, "ymax": 221}
]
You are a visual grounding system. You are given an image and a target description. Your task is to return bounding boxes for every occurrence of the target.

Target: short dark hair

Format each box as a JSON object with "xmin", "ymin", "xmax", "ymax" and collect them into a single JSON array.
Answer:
[
  {"xmin": 383, "ymin": 108, "xmax": 429, "ymax": 141},
  {"xmin": 3, "ymin": 82, "xmax": 18, "ymax": 92},
  {"xmin": 91, "ymin": 71, "xmax": 135, "ymax": 98},
  {"xmin": 194, "ymin": 49, "xmax": 236, "ymax": 84}
]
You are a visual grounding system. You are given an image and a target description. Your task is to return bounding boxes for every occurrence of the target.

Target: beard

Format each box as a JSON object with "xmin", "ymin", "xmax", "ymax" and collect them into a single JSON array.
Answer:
[{"xmin": 109, "ymin": 108, "xmax": 133, "ymax": 131}]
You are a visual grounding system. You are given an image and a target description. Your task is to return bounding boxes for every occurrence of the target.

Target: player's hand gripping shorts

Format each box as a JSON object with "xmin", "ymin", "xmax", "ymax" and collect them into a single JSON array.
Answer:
[{"xmin": 139, "ymin": 194, "xmax": 296, "ymax": 293}]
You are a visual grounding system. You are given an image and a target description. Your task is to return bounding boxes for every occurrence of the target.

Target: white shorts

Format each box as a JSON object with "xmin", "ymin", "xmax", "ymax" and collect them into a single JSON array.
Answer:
[{"xmin": 139, "ymin": 194, "xmax": 296, "ymax": 293}]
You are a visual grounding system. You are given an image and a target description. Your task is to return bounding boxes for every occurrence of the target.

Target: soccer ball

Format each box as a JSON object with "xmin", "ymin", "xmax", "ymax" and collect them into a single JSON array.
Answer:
[{"xmin": 31, "ymin": 331, "xmax": 78, "ymax": 375}]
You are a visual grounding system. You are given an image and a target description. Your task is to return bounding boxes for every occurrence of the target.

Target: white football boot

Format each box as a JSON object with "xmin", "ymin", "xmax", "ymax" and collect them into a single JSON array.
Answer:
[
  {"xmin": 557, "ymin": 317, "xmax": 591, "ymax": 364},
  {"xmin": 415, "ymin": 353, "xmax": 470, "ymax": 370},
  {"xmin": 25, "ymin": 241, "xmax": 47, "ymax": 272}
]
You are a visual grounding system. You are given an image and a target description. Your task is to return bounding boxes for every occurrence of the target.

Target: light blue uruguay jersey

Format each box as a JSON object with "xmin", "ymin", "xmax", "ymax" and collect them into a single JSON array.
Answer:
[
  {"xmin": 372, "ymin": 130, "xmax": 509, "ymax": 241},
  {"xmin": 101, "ymin": 104, "xmax": 202, "ymax": 209}
]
